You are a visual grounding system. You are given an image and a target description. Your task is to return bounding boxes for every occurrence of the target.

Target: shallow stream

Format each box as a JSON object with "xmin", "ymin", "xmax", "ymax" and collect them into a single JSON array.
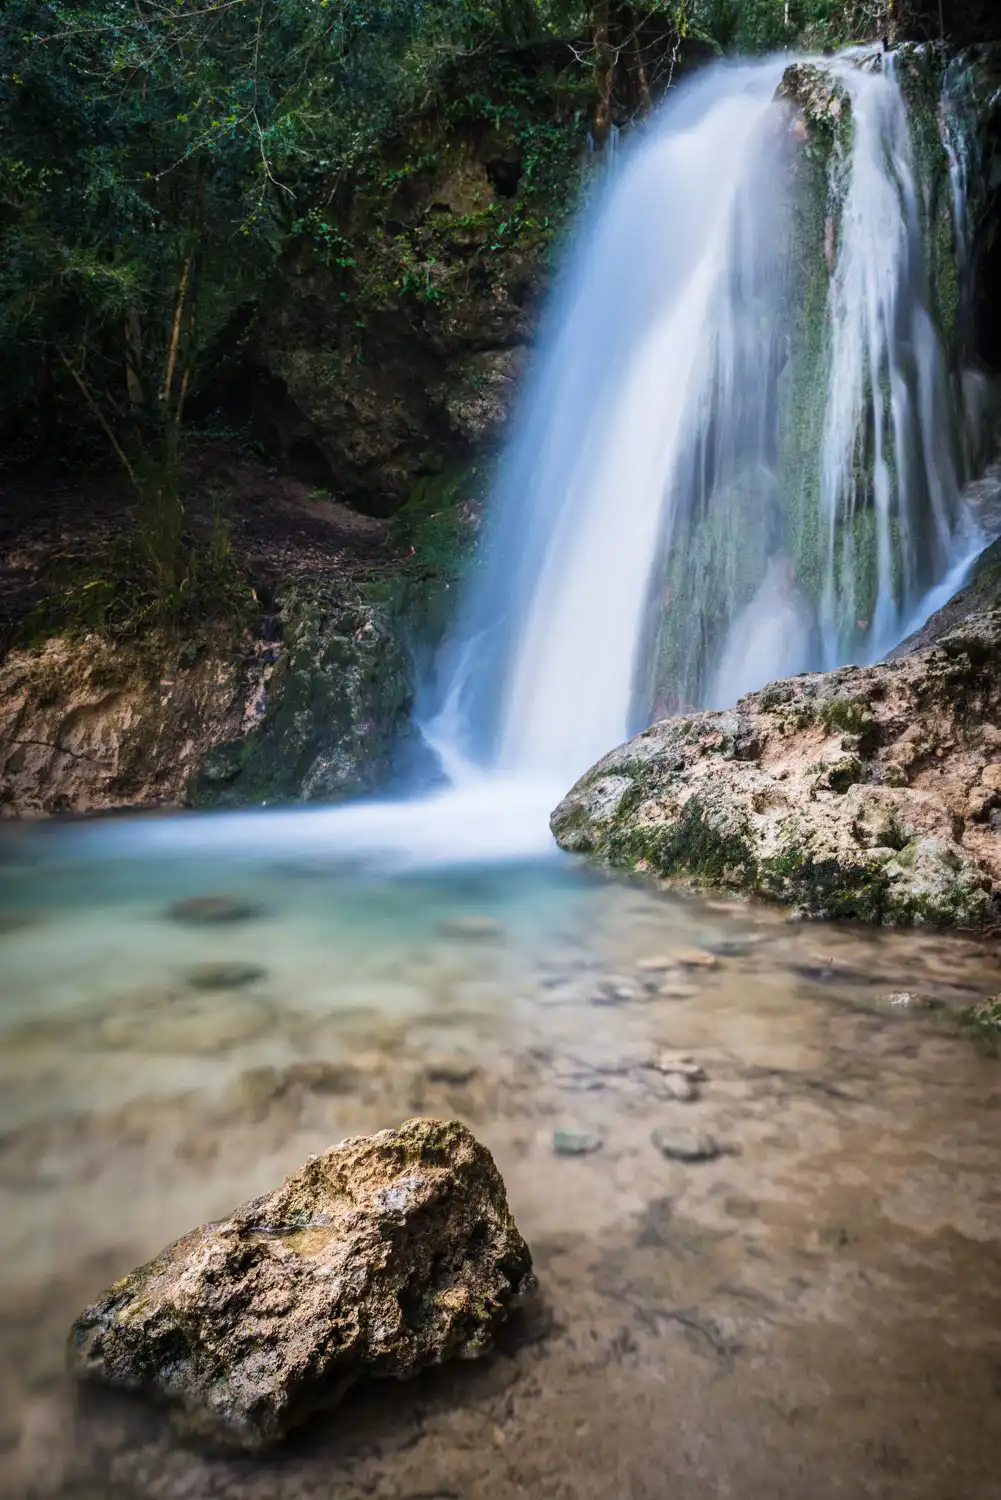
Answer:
[{"xmin": 1, "ymin": 821, "xmax": 1000, "ymax": 1499}]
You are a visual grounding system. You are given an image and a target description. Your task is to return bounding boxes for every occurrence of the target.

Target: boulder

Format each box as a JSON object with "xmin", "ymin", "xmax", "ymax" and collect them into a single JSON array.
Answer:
[
  {"xmin": 551, "ymin": 608, "xmax": 1001, "ymax": 929},
  {"xmin": 187, "ymin": 580, "xmax": 413, "ymax": 808},
  {"xmin": 68, "ymin": 1119, "xmax": 532, "ymax": 1449}
]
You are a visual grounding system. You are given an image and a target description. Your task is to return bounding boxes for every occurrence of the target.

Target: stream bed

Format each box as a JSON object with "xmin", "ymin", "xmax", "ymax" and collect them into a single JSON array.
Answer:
[{"xmin": 1, "ymin": 820, "xmax": 1000, "ymax": 1499}]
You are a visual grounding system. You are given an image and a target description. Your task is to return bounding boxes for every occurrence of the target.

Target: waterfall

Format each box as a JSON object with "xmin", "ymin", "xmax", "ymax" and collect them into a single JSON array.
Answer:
[
  {"xmin": 818, "ymin": 53, "xmax": 967, "ymax": 665},
  {"xmin": 430, "ymin": 60, "xmax": 792, "ymax": 781},
  {"xmin": 431, "ymin": 46, "xmax": 978, "ymax": 784},
  {"xmin": 82, "ymin": 47, "xmax": 992, "ymax": 871}
]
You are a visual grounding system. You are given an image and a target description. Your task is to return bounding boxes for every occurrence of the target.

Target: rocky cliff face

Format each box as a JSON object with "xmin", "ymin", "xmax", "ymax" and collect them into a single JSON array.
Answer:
[
  {"xmin": 0, "ymin": 581, "xmax": 417, "ymax": 819},
  {"xmin": 246, "ymin": 55, "xmax": 589, "ymax": 518},
  {"xmin": 552, "ymin": 603, "xmax": 1001, "ymax": 930},
  {"xmin": 188, "ymin": 581, "xmax": 414, "ymax": 810},
  {"xmin": 0, "ymin": 635, "xmax": 249, "ymax": 818}
]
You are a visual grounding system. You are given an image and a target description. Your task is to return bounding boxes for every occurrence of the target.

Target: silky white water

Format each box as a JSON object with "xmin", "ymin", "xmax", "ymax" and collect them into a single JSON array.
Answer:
[
  {"xmin": 818, "ymin": 53, "xmax": 970, "ymax": 664},
  {"xmin": 431, "ymin": 59, "xmax": 791, "ymax": 778},
  {"xmin": 53, "ymin": 49, "xmax": 991, "ymax": 869}
]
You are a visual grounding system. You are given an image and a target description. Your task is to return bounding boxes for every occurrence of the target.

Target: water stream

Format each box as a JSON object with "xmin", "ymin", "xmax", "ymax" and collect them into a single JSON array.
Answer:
[{"xmin": 1, "ymin": 842, "xmax": 999, "ymax": 1498}]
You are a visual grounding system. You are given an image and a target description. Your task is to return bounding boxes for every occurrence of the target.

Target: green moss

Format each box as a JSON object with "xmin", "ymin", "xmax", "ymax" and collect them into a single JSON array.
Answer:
[
  {"xmin": 389, "ymin": 464, "xmax": 483, "ymax": 579},
  {"xmin": 818, "ymin": 697, "xmax": 872, "ymax": 735},
  {"xmin": 758, "ymin": 843, "xmax": 891, "ymax": 923},
  {"xmin": 816, "ymin": 754, "xmax": 864, "ymax": 792},
  {"xmin": 960, "ymin": 996, "xmax": 1001, "ymax": 1054},
  {"xmin": 608, "ymin": 798, "xmax": 757, "ymax": 888}
]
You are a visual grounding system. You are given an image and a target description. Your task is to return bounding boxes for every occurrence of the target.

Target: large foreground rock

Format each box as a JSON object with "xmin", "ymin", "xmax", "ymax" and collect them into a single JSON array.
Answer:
[
  {"xmin": 552, "ymin": 608, "xmax": 1001, "ymax": 929},
  {"xmin": 68, "ymin": 1119, "xmax": 532, "ymax": 1449}
]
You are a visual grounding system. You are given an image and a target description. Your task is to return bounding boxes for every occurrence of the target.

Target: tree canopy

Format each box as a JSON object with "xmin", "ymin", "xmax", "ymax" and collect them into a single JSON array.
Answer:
[{"xmin": 0, "ymin": 0, "xmax": 915, "ymax": 488}]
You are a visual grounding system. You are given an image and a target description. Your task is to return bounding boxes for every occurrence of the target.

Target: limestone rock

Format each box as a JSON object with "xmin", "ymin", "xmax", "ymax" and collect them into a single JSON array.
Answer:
[
  {"xmin": 187, "ymin": 581, "xmax": 413, "ymax": 809},
  {"xmin": 651, "ymin": 1127, "xmax": 721, "ymax": 1163},
  {"xmin": 0, "ymin": 634, "xmax": 249, "ymax": 818},
  {"xmin": 0, "ymin": 579, "xmax": 416, "ymax": 818},
  {"xmin": 443, "ymin": 347, "xmax": 529, "ymax": 445},
  {"xmin": 68, "ymin": 1119, "xmax": 532, "ymax": 1450},
  {"xmin": 551, "ymin": 608, "xmax": 1001, "ymax": 930}
]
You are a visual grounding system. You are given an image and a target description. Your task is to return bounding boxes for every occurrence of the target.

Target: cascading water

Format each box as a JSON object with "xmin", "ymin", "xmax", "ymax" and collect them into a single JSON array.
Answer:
[
  {"xmin": 434, "ymin": 45, "xmax": 979, "ymax": 777},
  {"xmin": 817, "ymin": 53, "xmax": 969, "ymax": 665},
  {"xmin": 431, "ymin": 60, "xmax": 798, "ymax": 778},
  {"xmin": 68, "ymin": 46, "xmax": 992, "ymax": 870}
]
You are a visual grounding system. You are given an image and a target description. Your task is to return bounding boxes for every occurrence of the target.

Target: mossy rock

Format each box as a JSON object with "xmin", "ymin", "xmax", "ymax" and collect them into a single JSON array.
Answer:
[
  {"xmin": 551, "ymin": 611, "xmax": 1001, "ymax": 931},
  {"xmin": 188, "ymin": 581, "xmax": 414, "ymax": 808}
]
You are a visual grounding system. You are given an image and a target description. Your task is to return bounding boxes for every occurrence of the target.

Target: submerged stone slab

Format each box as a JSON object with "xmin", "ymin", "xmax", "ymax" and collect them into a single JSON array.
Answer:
[{"xmin": 68, "ymin": 1119, "xmax": 532, "ymax": 1450}]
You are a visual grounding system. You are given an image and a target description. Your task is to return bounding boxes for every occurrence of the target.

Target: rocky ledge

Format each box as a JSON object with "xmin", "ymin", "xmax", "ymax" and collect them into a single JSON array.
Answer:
[
  {"xmin": 68, "ymin": 1118, "xmax": 532, "ymax": 1449},
  {"xmin": 552, "ymin": 607, "xmax": 1001, "ymax": 929}
]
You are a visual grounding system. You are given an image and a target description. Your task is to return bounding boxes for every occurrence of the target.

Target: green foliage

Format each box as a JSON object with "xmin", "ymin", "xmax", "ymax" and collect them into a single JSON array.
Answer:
[
  {"xmin": 684, "ymin": 0, "xmax": 888, "ymax": 51},
  {"xmin": 390, "ymin": 465, "xmax": 486, "ymax": 578},
  {"xmin": 961, "ymin": 995, "xmax": 1001, "ymax": 1051},
  {"xmin": 0, "ymin": 0, "xmax": 585, "ymax": 469}
]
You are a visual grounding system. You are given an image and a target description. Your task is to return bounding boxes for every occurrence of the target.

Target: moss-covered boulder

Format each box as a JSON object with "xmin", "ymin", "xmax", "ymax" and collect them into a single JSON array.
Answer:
[
  {"xmin": 552, "ymin": 608, "xmax": 1001, "ymax": 929},
  {"xmin": 68, "ymin": 1119, "xmax": 533, "ymax": 1450},
  {"xmin": 188, "ymin": 581, "xmax": 413, "ymax": 808}
]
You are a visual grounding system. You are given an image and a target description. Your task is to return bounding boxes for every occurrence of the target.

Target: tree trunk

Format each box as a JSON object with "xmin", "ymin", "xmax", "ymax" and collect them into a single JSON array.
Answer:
[{"xmin": 592, "ymin": 0, "xmax": 614, "ymax": 147}]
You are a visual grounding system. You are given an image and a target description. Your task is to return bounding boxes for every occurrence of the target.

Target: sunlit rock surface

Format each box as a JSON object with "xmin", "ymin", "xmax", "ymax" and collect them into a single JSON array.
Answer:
[
  {"xmin": 68, "ymin": 1118, "xmax": 532, "ymax": 1450},
  {"xmin": 552, "ymin": 608, "xmax": 1001, "ymax": 929}
]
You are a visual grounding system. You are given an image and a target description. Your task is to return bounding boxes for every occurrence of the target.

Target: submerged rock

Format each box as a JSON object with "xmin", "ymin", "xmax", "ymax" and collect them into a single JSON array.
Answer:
[
  {"xmin": 166, "ymin": 895, "xmax": 262, "ymax": 925},
  {"xmin": 551, "ymin": 608, "xmax": 1001, "ymax": 930},
  {"xmin": 185, "ymin": 962, "xmax": 267, "ymax": 991},
  {"xmin": 68, "ymin": 1118, "xmax": 532, "ymax": 1449},
  {"xmin": 651, "ymin": 1126, "xmax": 721, "ymax": 1163},
  {"xmin": 552, "ymin": 1127, "xmax": 604, "ymax": 1156}
]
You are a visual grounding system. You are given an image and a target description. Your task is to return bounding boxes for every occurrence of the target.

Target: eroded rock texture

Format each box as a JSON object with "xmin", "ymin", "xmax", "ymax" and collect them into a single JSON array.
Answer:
[
  {"xmin": 68, "ymin": 1119, "xmax": 532, "ymax": 1449},
  {"xmin": 552, "ymin": 608, "xmax": 1001, "ymax": 929}
]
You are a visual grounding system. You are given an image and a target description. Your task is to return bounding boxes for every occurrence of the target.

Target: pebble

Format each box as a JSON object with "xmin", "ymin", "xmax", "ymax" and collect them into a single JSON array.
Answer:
[
  {"xmin": 704, "ymin": 936, "xmax": 755, "ymax": 958},
  {"xmin": 657, "ymin": 1073, "xmax": 700, "ymax": 1102},
  {"xmin": 166, "ymin": 895, "xmax": 262, "ymax": 925},
  {"xmin": 185, "ymin": 962, "xmax": 267, "ymax": 991},
  {"xmin": 651, "ymin": 1126, "xmax": 721, "ymax": 1163},
  {"xmin": 425, "ymin": 1057, "xmax": 479, "ymax": 1085},
  {"xmin": 669, "ymin": 947, "xmax": 719, "ymax": 970},
  {"xmin": 553, "ymin": 1127, "xmax": 604, "ymax": 1156},
  {"xmin": 656, "ymin": 981, "xmax": 700, "ymax": 1000},
  {"xmin": 590, "ymin": 979, "xmax": 636, "ymax": 1006},
  {"xmin": 636, "ymin": 956, "xmax": 675, "ymax": 973},
  {"xmin": 438, "ymin": 916, "xmax": 503, "ymax": 942},
  {"xmin": 650, "ymin": 1051, "xmax": 707, "ymax": 1081}
]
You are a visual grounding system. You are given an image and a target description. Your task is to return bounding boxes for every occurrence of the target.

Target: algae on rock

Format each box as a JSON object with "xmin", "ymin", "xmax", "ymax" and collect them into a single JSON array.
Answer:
[
  {"xmin": 68, "ymin": 1118, "xmax": 533, "ymax": 1450},
  {"xmin": 188, "ymin": 580, "xmax": 414, "ymax": 808},
  {"xmin": 552, "ymin": 607, "xmax": 1001, "ymax": 930}
]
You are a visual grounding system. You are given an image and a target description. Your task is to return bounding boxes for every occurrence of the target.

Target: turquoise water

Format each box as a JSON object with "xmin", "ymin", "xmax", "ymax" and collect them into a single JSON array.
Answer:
[{"xmin": 1, "ymin": 819, "xmax": 1000, "ymax": 1499}]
